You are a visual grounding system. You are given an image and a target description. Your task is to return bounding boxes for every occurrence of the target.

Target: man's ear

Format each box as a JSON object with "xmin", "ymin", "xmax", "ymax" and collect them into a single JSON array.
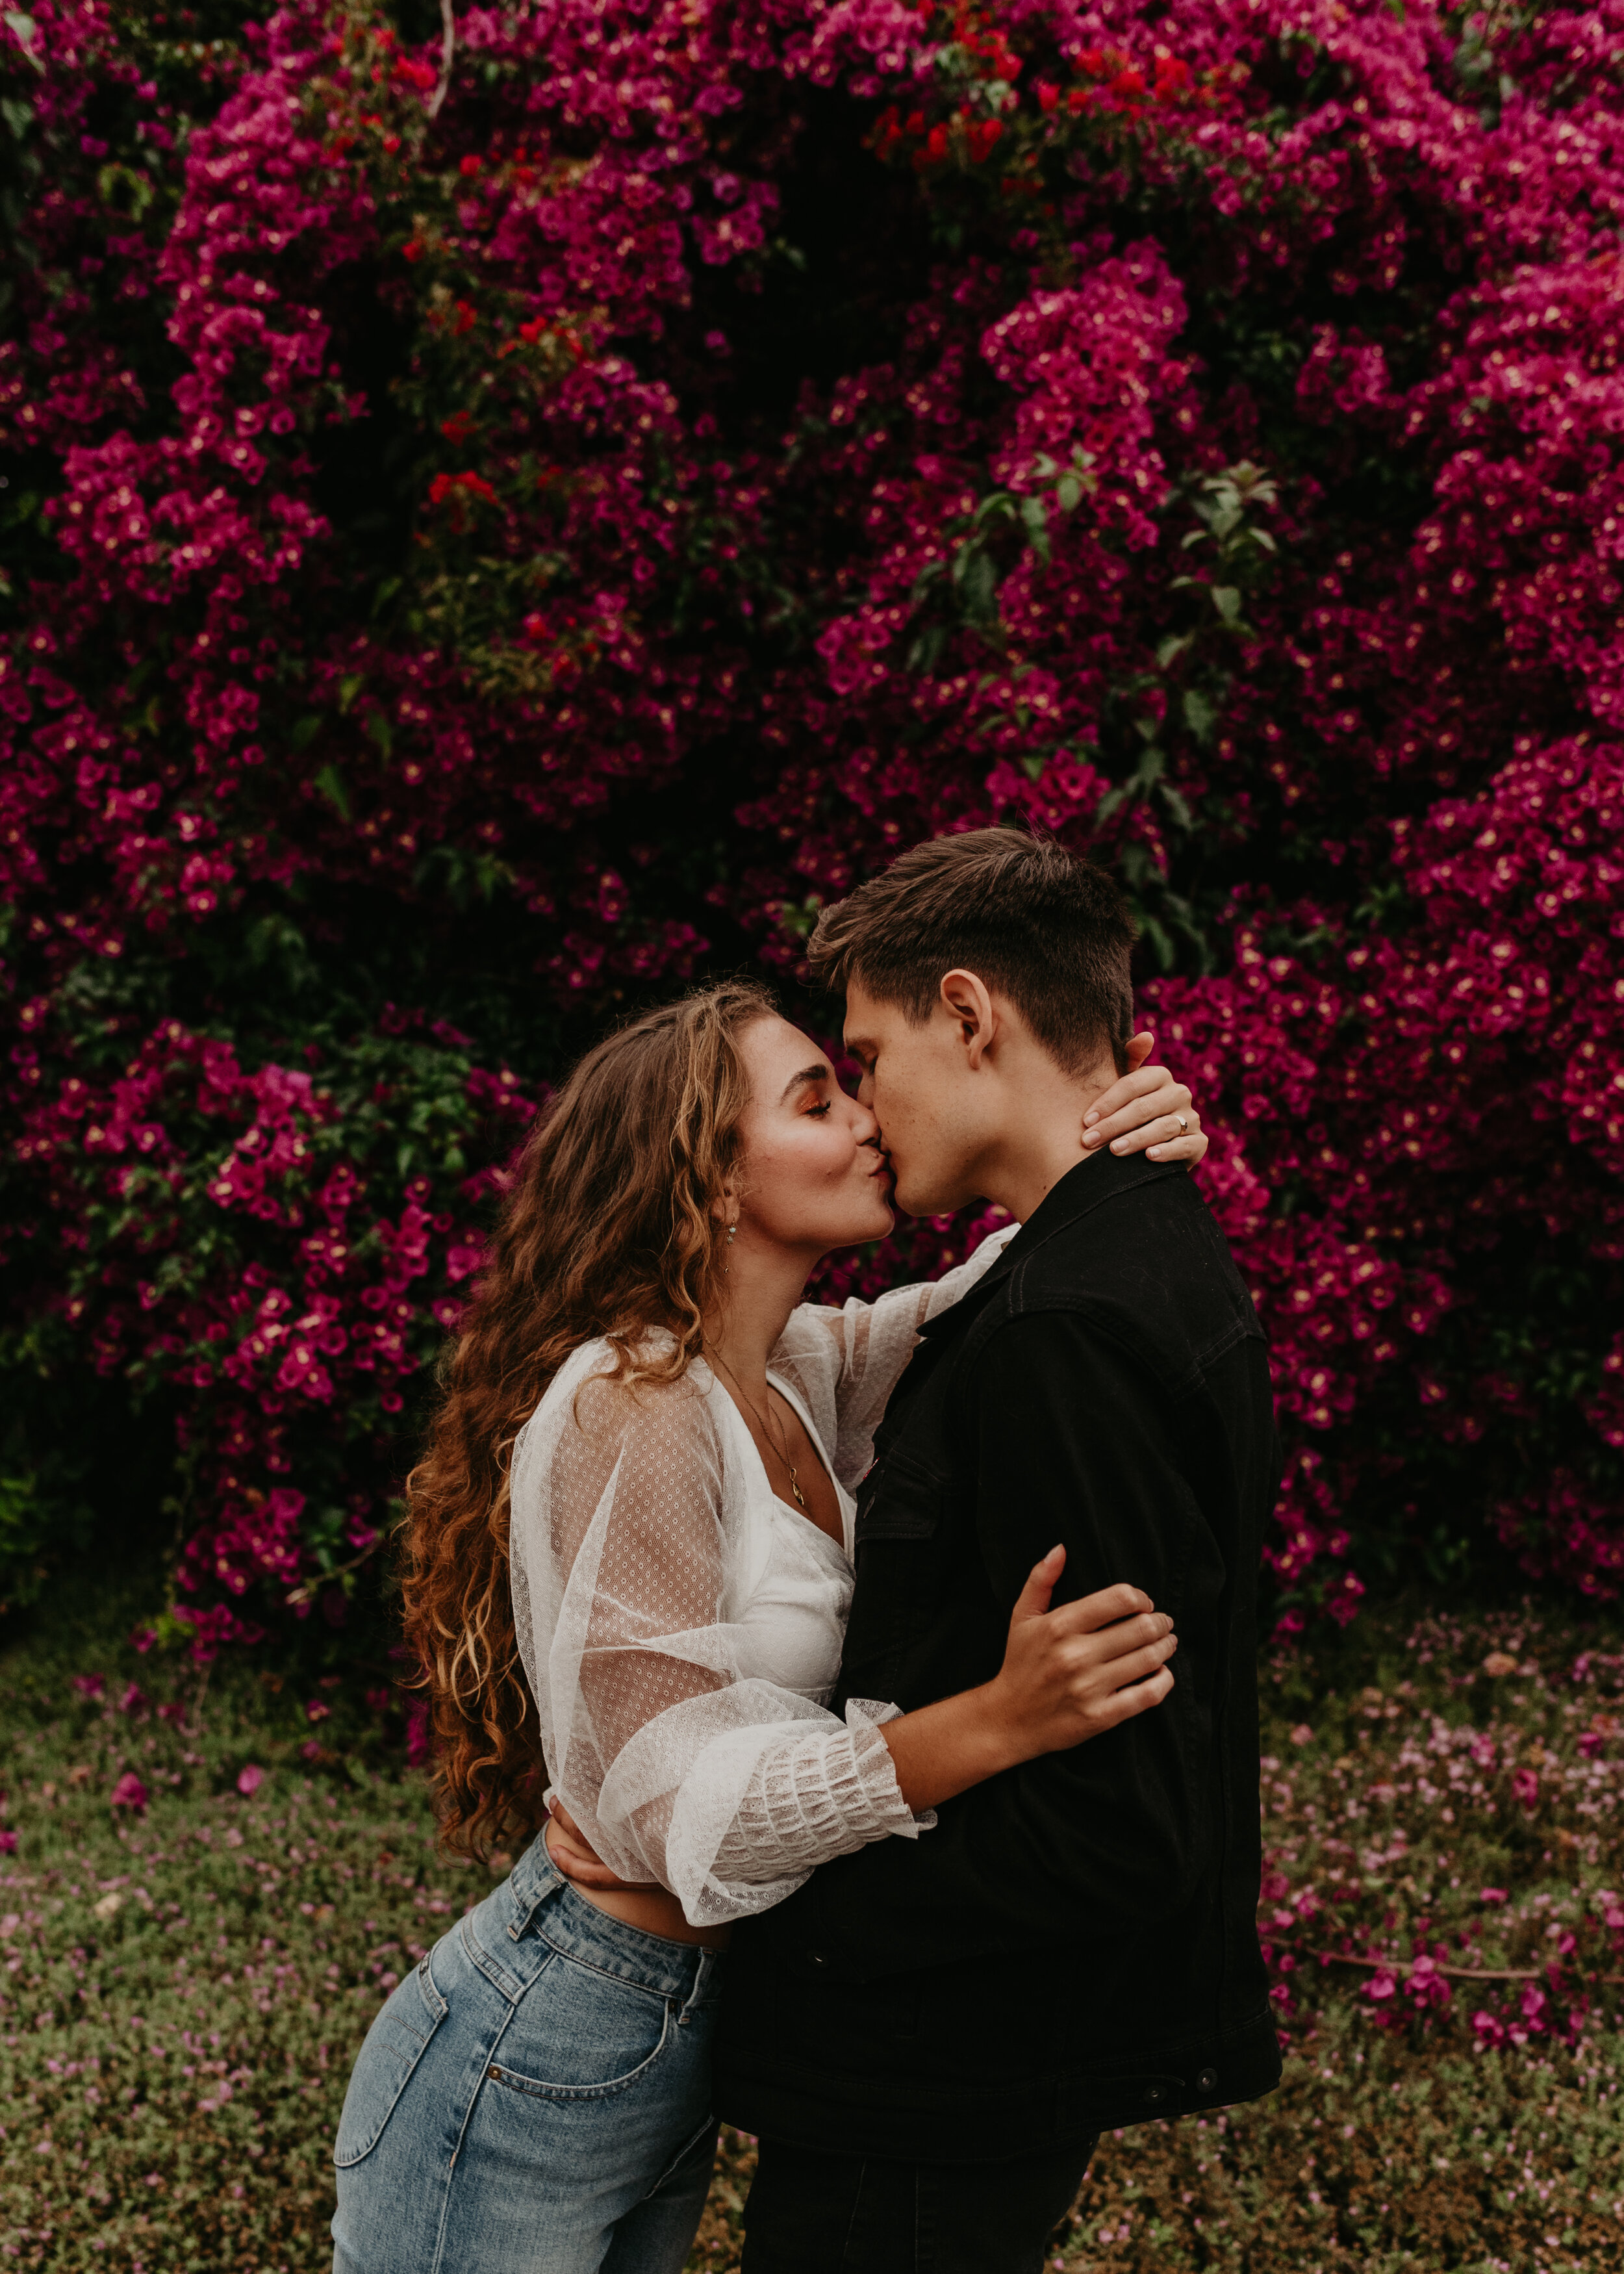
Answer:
[{"xmin": 939, "ymin": 969, "xmax": 998, "ymax": 1069}]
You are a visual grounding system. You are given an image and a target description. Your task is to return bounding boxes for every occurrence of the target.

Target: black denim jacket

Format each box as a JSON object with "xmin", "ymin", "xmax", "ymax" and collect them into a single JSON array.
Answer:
[{"xmin": 713, "ymin": 1149, "xmax": 1284, "ymax": 2162}]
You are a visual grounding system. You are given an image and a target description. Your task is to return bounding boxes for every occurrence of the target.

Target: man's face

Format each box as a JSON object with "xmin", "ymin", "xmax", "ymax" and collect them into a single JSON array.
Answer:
[{"xmin": 843, "ymin": 978, "xmax": 994, "ymax": 1217}]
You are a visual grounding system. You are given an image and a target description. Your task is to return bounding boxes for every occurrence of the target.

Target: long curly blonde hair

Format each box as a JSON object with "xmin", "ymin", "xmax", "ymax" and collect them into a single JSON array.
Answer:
[{"xmin": 400, "ymin": 978, "xmax": 776, "ymax": 1858}]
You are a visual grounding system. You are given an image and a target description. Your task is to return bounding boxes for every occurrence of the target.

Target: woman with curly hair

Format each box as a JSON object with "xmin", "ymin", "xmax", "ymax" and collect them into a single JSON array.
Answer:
[{"xmin": 331, "ymin": 972, "xmax": 1203, "ymax": 2274}]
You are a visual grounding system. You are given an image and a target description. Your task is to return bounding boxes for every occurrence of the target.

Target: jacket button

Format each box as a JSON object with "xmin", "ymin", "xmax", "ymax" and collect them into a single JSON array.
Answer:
[
  {"xmin": 1143, "ymin": 2082, "xmax": 1164, "ymax": 2105},
  {"xmin": 1196, "ymin": 2067, "xmax": 1217, "ymax": 2093},
  {"xmin": 807, "ymin": 1950, "xmax": 828, "ymax": 1967}
]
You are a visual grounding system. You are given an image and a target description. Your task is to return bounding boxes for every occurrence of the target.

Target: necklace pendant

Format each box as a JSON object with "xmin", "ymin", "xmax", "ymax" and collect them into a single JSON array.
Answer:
[{"xmin": 789, "ymin": 1469, "xmax": 807, "ymax": 1509}]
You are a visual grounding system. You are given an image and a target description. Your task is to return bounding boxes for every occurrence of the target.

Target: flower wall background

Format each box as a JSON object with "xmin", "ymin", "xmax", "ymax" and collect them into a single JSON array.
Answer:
[{"xmin": 3, "ymin": 0, "xmax": 1623, "ymax": 1675}]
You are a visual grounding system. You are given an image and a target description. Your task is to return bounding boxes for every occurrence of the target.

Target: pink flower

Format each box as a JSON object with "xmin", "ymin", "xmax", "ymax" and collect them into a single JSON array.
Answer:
[
  {"xmin": 110, "ymin": 1773, "xmax": 148, "ymax": 1815},
  {"xmin": 71, "ymin": 1675, "xmax": 105, "ymax": 1702},
  {"xmin": 305, "ymin": 1699, "xmax": 331, "ymax": 1724},
  {"xmin": 236, "ymin": 1763, "xmax": 264, "ymax": 1796}
]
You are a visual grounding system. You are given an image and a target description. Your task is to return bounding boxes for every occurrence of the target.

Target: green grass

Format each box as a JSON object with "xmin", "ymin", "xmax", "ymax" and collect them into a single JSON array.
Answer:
[{"xmin": 1, "ymin": 1596, "xmax": 1622, "ymax": 2271}]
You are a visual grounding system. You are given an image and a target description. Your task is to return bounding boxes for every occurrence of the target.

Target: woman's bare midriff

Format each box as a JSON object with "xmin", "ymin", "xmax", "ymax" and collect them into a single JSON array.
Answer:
[{"xmin": 544, "ymin": 1821, "xmax": 731, "ymax": 1952}]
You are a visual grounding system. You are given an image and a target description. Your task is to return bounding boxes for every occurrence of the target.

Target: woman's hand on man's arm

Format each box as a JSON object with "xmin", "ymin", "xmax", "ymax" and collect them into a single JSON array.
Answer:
[{"xmin": 878, "ymin": 1547, "xmax": 1175, "ymax": 1815}]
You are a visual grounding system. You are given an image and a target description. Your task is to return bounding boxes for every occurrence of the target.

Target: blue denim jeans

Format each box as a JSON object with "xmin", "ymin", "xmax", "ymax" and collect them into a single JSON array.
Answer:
[{"xmin": 331, "ymin": 1835, "xmax": 723, "ymax": 2274}]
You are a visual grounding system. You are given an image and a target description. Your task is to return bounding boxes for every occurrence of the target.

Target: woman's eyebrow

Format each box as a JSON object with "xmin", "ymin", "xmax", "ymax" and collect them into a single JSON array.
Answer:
[{"xmin": 777, "ymin": 1062, "xmax": 831, "ymax": 1103}]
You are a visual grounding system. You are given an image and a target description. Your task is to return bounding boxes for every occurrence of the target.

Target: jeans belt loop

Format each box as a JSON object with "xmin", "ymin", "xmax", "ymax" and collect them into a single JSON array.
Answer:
[
  {"xmin": 505, "ymin": 1847, "xmax": 566, "ymax": 1944},
  {"xmin": 678, "ymin": 1944, "xmax": 715, "ymax": 2025}
]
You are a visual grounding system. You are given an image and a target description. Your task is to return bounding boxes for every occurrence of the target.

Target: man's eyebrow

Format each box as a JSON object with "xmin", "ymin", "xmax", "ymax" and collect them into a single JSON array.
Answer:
[{"xmin": 778, "ymin": 1062, "xmax": 831, "ymax": 1103}]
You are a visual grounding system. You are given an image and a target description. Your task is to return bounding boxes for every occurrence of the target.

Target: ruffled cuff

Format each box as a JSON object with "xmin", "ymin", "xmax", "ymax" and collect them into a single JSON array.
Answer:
[{"xmin": 708, "ymin": 1698, "xmax": 933, "ymax": 1887}]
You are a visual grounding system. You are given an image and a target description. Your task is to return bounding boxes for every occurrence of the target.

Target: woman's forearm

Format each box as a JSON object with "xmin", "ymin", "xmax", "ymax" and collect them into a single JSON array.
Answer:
[{"xmin": 878, "ymin": 1685, "xmax": 1024, "ymax": 1813}]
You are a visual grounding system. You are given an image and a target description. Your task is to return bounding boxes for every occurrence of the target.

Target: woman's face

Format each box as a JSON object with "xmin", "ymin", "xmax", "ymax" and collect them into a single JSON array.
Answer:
[{"xmin": 731, "ymin": 1014, "xmax": 894, "ymax": 1259}]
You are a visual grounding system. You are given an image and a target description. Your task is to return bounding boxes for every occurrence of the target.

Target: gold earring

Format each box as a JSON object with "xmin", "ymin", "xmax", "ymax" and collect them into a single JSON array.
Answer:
[{"xmin": 723, "ymin": 1220, "xmax": 736, "ymax": 1273}]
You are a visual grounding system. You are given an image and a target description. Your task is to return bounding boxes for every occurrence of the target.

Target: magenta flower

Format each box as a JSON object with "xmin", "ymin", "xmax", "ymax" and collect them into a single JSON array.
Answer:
[
  {"xmin": 110, "ymin": 1773, "xmax": 148, "ymax": 1815},
  {"xmin": 236, "ymin": 1764, "xmax": 264, "ymax": 1796}
]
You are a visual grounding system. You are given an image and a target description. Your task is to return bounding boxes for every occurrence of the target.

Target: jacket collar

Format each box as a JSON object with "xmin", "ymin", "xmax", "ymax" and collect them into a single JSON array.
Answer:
[{"xmin": 913, "ymin": 1149, "xmax": 1187, "ymax": 1345}]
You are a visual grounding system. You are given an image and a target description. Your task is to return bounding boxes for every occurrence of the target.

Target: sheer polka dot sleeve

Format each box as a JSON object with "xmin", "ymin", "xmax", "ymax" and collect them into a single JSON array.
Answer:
[{"xmin": 508, "ymin": 1343, "xmax": 925, "ymax": 1928}]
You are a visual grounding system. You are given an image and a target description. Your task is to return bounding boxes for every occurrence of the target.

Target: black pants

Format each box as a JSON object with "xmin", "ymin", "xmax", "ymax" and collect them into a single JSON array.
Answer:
[{"xmin": 739, "ymin": 2133, "xmax": 1097, "ymax": 2274}]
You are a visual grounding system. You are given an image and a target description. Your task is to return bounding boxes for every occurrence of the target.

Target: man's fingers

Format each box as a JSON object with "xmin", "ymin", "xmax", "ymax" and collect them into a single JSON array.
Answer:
[{"xmin": 1009, "ymin": 1544, "xmax": 1066, "ymax": 1625}]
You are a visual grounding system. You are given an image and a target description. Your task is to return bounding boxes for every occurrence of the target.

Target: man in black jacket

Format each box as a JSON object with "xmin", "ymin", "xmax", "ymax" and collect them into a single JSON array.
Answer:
[{"xmin": 713, "ymin": 828, "xmax": 1282, "ymax": 2271}]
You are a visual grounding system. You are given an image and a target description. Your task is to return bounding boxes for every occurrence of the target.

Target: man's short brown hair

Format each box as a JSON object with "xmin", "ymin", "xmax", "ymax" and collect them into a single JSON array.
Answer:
[{"xmin": 807, "ymin": 827, "xmax": 1136, "ymax": 1075}]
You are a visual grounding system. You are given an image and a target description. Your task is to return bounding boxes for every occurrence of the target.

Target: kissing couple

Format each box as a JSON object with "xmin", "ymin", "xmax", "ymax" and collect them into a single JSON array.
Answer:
[{"xmin": 331, "ymin": 827, "xmax": 1282, "ymax": 2273}]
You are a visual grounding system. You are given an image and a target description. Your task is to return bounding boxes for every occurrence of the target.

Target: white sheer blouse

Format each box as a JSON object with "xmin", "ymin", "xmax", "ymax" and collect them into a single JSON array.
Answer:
[{"xmin": 507, "ymin": 1225, "xmax": 1017, "ymax": 1928}]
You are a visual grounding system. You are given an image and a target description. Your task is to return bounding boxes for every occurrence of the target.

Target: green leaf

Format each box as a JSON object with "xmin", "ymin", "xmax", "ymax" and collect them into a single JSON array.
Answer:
[
  {"xmin": 1020, "ymin": 751, "xmax": 1047, "ymax": 783},
  {"xmin": 364, "ymin": 711, "xmax": 394, "ymax": 760},
  {"xmin": 1156, "ymin": 633, "xmax": 1192, "ymax": 670},
  {"xmin": 959, "ymin": 547, "xmax": 998, "ymax": 626},
  {"xmin": 1056, "ymin": 474, "xmax": 1082, "ymax": 514},
  {"xmin": 1183, "ymin": 688, "xmax": 1218, "ymax": 745},
  {"xmin": 1211, "ymin": 586, "xmax": 1242, "ymax": 624},
  {"xmin": 289, "ymin": 715, "xmax": 322, "ymax": 752},
  {"xmin": 1158, "ymin": 782, "xmax": 1194, "ymax": 831},
  {"xmin": 1019, "ymin": 494, "xmax": 1050, "ymax": 567},
  {"xmin": 337, "ymin": 674, "xmax": 366, "ymax": 713},
  {"xmin": 2, "ymin": 14, "xmax": 40, "ymax": 71},
  {"xmin": 312, "ymin": 765, "xmax": 351, "ymax": 821}
]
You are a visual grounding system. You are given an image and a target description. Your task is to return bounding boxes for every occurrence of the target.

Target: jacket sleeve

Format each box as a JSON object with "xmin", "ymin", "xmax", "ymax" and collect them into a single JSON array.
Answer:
[{"xmin": 761, "ymin": 1310, "xmax": 1226, "ymax": 1977}]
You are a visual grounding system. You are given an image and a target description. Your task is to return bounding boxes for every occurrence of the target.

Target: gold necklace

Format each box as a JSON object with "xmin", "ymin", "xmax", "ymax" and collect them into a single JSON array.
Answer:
[{"xmin": 712, "ymin": 1353, "xmax": 807, "ymax": 1511}]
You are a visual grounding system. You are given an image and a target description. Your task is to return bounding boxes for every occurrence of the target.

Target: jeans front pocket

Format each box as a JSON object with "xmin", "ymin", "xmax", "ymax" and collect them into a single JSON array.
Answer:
[
  {"xmin": 333, "ymin": 1951, "xmax": 449, "ymax": 2168},
  {"xmin": 488, "ymin": 1947, "xmax": 672, "ymax": 2102}
]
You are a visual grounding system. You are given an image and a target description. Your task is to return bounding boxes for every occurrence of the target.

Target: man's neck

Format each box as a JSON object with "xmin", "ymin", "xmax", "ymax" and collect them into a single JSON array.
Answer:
[{"xmin": 974, "ymin": 1064, "xmax": 1117, "ymax": 1224}]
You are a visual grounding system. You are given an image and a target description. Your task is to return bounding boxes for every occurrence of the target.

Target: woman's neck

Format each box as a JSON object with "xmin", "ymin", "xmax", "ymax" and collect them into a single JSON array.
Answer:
[{"xmin": 702, "ymin": 1236, "xmax": 815, "ymax": 1392}]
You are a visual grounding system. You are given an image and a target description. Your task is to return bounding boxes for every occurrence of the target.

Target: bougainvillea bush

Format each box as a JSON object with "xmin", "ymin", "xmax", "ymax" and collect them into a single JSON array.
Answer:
[{"xmin": 3, "ymin": 0, "xmax": 1624, "ymax": 1663}]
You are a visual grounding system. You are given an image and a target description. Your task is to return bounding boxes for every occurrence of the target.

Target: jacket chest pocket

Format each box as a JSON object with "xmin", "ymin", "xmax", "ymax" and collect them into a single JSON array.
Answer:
[{"xmin": 855, "ymin": 1448, "xmax": 945, "ymax": 1549}]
